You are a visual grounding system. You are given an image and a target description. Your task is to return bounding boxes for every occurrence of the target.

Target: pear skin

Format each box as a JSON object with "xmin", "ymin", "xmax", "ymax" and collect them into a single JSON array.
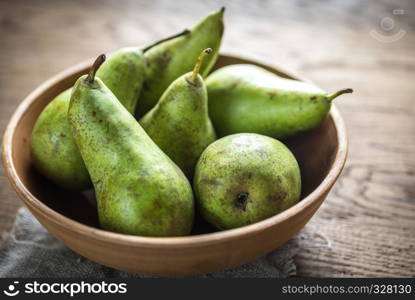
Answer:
[
  {"xmin": 140, "ymin": 49, "xmax": 216, "ymax": 179},
  {"xmin": 206, "ymin": 64, "xmax": 353, "ymax": 138},
  {"xmin": 95, "ymin": 47, "xmax": 145, "ymax": 113},
  {"xmin": 68, "ymin": 55, "xmax": 194, "ymax": 236},
  {"xmin": 136, "ymin": 8, "xmax": 225, "ymax": 117},
  {"xmin": 194, "ymin": 133, "xmax": 301, "ymax": 230},
  {"xmin": 31, "ymin": 89, "xmax": 90, "ymax": 190},
  {"xmin": 31, "ymin": 48, "xmax": 146, "ymax": 190}
]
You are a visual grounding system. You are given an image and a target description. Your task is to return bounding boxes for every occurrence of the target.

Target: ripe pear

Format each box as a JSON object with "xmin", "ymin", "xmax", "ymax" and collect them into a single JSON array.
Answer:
[
  {"xmin": 194, "ymin": 133, "xmax": 301, "ymax": 230},
  {"xmin": 30, "ymin": 30, "xmax": 189, "ymax": 190},
  {"xmin": 31, "ymin": 89, "xmax": 91, "ymax": 190},
  {"xmin": 68, "ymin": 55, "xmax": 194, "ymax": 237},
  {"xmin": 206, "ymin": 64, "xmax": 353, "ymax": 139},
  {"xmin": 31, "ymin": 48, "xmax": 145, "ymax": 190},
  {"xmin": 136, "ymin": 8, "xmax": 225, "ymax": 117},
  {"xmin": 140, "ymin": 48, "xmax": 216, "ymax": 179}
]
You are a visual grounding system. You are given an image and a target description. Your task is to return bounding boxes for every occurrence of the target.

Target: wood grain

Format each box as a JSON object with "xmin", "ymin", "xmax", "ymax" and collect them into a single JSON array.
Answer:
[{"xmin": 1, "ymin": 0, "xmax": 414, "ymax": 277}]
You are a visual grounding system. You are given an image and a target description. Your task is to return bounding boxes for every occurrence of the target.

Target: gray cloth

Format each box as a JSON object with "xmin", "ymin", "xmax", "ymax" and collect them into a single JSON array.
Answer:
[{"xmin": 0, "ymin": 207, "xmax": 298, "ymax": 278}]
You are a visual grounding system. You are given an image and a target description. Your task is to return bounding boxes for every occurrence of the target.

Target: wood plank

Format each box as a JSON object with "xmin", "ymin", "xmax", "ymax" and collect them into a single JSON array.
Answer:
[{"xmin": 0, "ymin": 0, "xmax": 414, "ymax": 277}]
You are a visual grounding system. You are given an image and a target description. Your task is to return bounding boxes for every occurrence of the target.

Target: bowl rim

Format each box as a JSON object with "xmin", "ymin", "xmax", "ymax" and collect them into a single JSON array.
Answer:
[{"xmin": 2, "ymin": 54, "xmax": 348, "ymax": 248}]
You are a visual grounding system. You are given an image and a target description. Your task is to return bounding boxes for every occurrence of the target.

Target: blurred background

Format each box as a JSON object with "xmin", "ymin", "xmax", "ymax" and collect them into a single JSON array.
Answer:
[{"xmin": 1, "ymin": 0, "xmax": 414, "ymax": 277}]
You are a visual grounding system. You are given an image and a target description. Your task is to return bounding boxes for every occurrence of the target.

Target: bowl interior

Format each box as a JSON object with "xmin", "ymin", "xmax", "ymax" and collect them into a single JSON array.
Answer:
[{"xmin": 7, "ymin": 55, "xmax": 339, "ymax": 235}]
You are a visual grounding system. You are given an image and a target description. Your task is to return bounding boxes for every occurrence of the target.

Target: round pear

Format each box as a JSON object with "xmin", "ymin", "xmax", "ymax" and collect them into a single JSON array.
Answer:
[{"xmin": 194, "ymin": 133, "xmax": 301, "ymax": 230}]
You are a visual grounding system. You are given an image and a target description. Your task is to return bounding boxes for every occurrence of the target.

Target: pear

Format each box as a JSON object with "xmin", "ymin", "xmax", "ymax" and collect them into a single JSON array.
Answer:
[
  {"xmin": 136, "ymin": 8, "xmax": 225, "ymax": 117},
  {"xmin": 140, "ymin": 48, "xmax": 216, "ymax": 179},
  {"xmin": 31, "ymin": 48, "xmax": 144, "ymax": 190},
  {"xmin": 68, "ymin": 55, "xmax": 194, "ymax": 237},
  {"xmin": 206, "ymin": 64, "xmax": 353, "ymax": 139},
  {"xmin": 30, "ymin": 31, "xmax": 189, "ymax": 190},
  {"xmin": 31, "ymin": 89, "xmax": 90, "ymax": 190},
  {"xmin": 193, "ymin": 133, "xmax": 301, "ymax": 230}
]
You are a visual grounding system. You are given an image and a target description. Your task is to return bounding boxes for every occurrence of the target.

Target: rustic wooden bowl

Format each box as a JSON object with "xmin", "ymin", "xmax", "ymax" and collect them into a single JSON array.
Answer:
[{"xmin": 2, "ymin": 54, "xmax": 348, "ymax": 276}]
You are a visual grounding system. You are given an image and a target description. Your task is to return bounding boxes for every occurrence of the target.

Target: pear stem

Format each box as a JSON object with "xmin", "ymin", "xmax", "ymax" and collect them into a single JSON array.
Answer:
[
  {"xmin": 189, "ymin": 48, "xmax": 212, "ymax": 84},
  {"xmin": 327, "ymin": 88, "xmax": 353, "ymax": 101},
  {"xmin": 142, "ymin": 29, "xmax": 191, "ymax": 53},
  {"xmin": 86, "ymin": 54, "xmax": 106, "ymax": 83}
]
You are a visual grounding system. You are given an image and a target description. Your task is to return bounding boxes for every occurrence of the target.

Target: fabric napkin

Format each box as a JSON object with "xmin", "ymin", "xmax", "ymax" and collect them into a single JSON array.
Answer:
[{"xmin": 0, "ymin": 207, "xmax": 300, "ymax": 278}]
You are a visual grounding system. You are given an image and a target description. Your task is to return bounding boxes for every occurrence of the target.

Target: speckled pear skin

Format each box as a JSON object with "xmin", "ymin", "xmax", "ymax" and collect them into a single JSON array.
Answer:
[
  {"xmin": 136, "ymin": 8, "xmax": 224, "ymax": 117},
  {"xmin": 193, "ymin": 133, "xmax": 301, "ymax": 230},
  {"xmin": 140, "ymin": 67, "xmax": 216, "ymax": 179},
  {"xmin": 94, "ymin": 47, "xmax": 145, "ymax": 113},
  {"xmin": 31, "ymin": 89, "xmax": 90, "ymax": 190},
  {"xmin": 206, "ymin": 64, "xmax": 352, "ymax": 139},
  {"xmin": 30, "ymin": 48, "xmax": 145, "ymax": 190},
  {"xmin": 68, "ymin": 76, "xmax": 194, "ymax": 237}
]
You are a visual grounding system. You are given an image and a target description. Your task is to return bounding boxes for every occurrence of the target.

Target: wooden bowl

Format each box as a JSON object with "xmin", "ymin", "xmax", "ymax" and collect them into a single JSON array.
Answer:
[{"xmin": 2, "ymin": 54, "xmax": 348, "ymax": 276}]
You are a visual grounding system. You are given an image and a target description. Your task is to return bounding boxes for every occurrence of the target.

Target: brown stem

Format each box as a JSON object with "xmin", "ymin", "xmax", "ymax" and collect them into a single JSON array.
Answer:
[
  {"xmin": 327, "ymin": 88, "xmax": 353, "ymax": 101},
  {"xmin": 142, "ymin": 29, "xmax": 191, "ymax": 53},
  {"xmin": 86, "ymin": 54, "xmax": 106, "ymax": 83}
]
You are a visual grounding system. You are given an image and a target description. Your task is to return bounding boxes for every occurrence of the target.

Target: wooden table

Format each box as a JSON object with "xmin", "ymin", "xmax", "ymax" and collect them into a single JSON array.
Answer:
[{"xmin": 1, "ymin": 0, "xmax": 414, "ymax": 277}]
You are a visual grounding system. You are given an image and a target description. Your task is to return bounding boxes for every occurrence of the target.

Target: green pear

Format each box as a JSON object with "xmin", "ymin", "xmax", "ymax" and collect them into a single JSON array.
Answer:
[
  {"xmin": 140, "ymin": 48, "xmax": 217, "ymax": 179},
  {"xmin": 30, "ymin": 30, "xmax": 190, "ymax": 190},
  {"xmin": 194, "ymin": 133, "xmax": 301, "ymax": 230},
  {"xmin": 31, "ymin": 89, "xmax": 91, "ymax": 190},
  {"xmin": 31, "ymin": 48, "xmax": 144, "ymax": 190},
  {"xmin": 206, "ymin": 64, "xmax": 353, "ymax": 139},
  {"xmin": 136, "ymin": 8, "xmax": 225, "ymax": 118},
  {"xmin": 68, "ymin": 55, "xmax": 194, "ymax": 237}
]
